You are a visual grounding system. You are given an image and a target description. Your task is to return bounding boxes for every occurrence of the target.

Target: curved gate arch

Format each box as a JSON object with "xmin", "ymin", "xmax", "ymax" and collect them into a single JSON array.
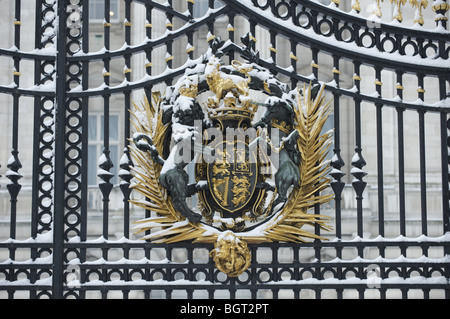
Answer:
[{"xmin": 0, "ymin": 0, "xmax": 448, "ymax": 299}]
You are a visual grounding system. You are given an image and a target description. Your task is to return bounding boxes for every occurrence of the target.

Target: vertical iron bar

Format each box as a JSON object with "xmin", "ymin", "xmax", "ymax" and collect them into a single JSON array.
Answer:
[
  {"xmin": 53, "ymin": 0, "xmax": 68, "ymax": 299},
  {"xmin": 397, "ymin": 107, "xmax": 406, "ymax": 237},
  {"xmin": 228, "ymin": 12, "xmax": 235, "ymax": 61},
  {"xmin": 230, "ymin": 277, "xmax": 236, "ymax": 299},
  {"xmin": 439, "ymin": 76, "xmax": 450, "ymax": 236},
  {"xmin": 187, "ymin": 21, "xmax": 194, "ymax": 61},
  {"xmin": 438, "ymin": 74, "xmax": 450, "ymax": 303},
  {"xmin": 80, "ymin": 0, "xmax": 89, "ymax": 244},
  {"xmin": 166, "ymin": 0, "xmax": 173, "ymax": 70},
  {"xmin": 102, "ymin": 105, "xmax": 111, "ymax": 240},
  {"xmin": 354, "ymin": 102, "xmax": 365, "ymax": 234},
  {"xmin": 330, "ymin": 56, "xmax": 345, "ymax": 246},
  {"xmin": 30, "ymin": 0, "xmax": 45, "ymax": 298},
  {"xmin": 290, "ymin": 39, "xmax": 297, "ymax": 88},
  {"xmin": 14, "ymin": 0, "xmax": 21, "ymax": 46},
  {"xmin": 250, "ymin": 19, "xmax": 256, "ymax": 60},
  {"xmin": 395, "ymin": 71, "xmax": 406, "ymax": 239},
  {"xmin": 444, "ymin": 111, "xmax": 450, "ymax": 301},
  {"xmin": 166, "ymin": 246, "xmax": 173, "ymax": 299},
  {"xmin": 333, "ymin": 97, "xmax": 341, "ymax": 150},
  {"xmin": 32, "ymin": 0, "xmax": 43, "ymax": 242},
  {"xmin": 79, "ymin": 0, "xmax": 89, "ymax": 299},
  {"xmin": 418, "ymin": 110, "xmax": 428, "ymax": 236},
  {"xmin": 123, "ymin": 0, "xmax": 132, "ymax": 240},
  {"xmin": 9, "ymin": 95, "xmax": 21, "ymax": 244},
  {"xmin": 144, "ymin": 3, "xmax": 153, "ymax": 234},
  {"xmin": 312, "ymin": 47, "xmax": 318, "ymax": 81},
  {"xmin": 270, "ymin": 30, "xmax": 277, "ymax": 71},
  {"xmin": 250, "ymin": 246, "xmax": 257, "ymax": 298},
  {"xmin": 122, "ymin": 0, "xmax": 132, "ymax": 287},
  {"xmin": 8, "ymin": 0, "xmax": 23, "ymax": 257},
  {"xmin": 207, "ymin": 0, "xmax": 214, "ymax": 34},
  {"xmin": 349, "ymin": 59, "xmax": 362, "ymax": 241},
  {"xmin": 145, "ymin": 4, "xmax": 153, "ymax": 77},
  {"xmin": 376, "ymin": 104, "xmax": 384, "ymax": 238},
  {"xmin": 375, "ymin": 67, "xmax": 384, "ymax": 239},
  {"xmin": 99, "ymin": 0, "xmax": 113, "ymax": 251}
]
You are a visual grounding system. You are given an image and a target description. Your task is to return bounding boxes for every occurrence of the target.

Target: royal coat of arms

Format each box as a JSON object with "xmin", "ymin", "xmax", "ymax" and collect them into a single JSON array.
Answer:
[{"xmin": 130, "ymin": 35, "xmax": 333, "ymax": 277}]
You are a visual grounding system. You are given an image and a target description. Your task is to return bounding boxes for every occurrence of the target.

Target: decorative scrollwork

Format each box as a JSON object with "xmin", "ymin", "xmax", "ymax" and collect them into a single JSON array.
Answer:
[{"xmin": 248, "ymin": 0, "xmax": 447, "ymax": 62}]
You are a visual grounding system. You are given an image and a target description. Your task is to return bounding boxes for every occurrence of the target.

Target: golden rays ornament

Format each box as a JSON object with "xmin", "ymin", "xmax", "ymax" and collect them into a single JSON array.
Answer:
[{"xmin": 129, "ymin": 35, "xmax": 333, "ymax": 277}]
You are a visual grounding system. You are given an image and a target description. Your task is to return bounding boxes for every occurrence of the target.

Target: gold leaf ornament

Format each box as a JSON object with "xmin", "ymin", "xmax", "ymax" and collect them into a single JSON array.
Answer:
[{"xmin": 210, "ymin": 231, "xmax": 251, "ymax": 278}]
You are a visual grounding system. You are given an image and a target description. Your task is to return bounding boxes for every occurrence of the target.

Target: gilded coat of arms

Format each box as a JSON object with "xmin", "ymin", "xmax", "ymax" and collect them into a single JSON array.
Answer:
[{"xmin": 130, "ymin": 35, "xmax": 333, "ymax": 277}]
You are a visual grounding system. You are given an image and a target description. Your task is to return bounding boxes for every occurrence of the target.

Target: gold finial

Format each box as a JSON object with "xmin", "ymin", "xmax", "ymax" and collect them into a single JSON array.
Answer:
[
  {"xmin": 391, "ymin": 0, "xmax": 407, "ymax": 22},
  {"xmin": 331, "ymin": 0, "xmax": 340, "ymax": 6},
  {"xmin": 410, "ymin": 0, "xmax": 429, "ymax": 25},
  {"xmin": 373, "ymin": 0, "xmax": 384, "ymax": 18},
  {"xmin": 352, "ymin": 0, "xmax": 361, "ymax": 12},
  {"xmin": 432, "ymin": 1, "xmax": 450, "ymax": 12}
]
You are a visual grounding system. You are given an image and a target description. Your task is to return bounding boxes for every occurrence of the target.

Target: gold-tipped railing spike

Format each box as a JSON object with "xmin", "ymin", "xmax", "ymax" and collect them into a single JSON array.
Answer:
[
  {"xmin": 331, "ymin": 0, "xmax": 340, "ymax": 6},
  {"xmin": 352, "ymin": 0, "xmax": 361, "ymax": 12},
  {"xmin": 373, "ymin": 0, "xmax": 384, "ymax": 18},
  {"xmin": 390, "ymin": 0, "xmax": 408, "ymax": 22},
  {"xmin": 410, "ymin": 0, "xmax": 429, "ymax": 25},
  {"xmin": 373, "ymin": 0, "xmax": 434, "ymax": 24}
]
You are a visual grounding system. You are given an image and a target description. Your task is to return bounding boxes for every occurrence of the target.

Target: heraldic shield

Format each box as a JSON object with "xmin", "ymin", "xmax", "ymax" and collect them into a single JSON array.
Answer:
[
  {"xmin": 200, "ymin": 136, "xmax": 264, "ymax": 232},
  {"xmin": 130, "ymin": 34, "xmax": 334, "ymax": 277},
  {"xmin": 206, "ymin": 140, "xmax": 259, "ymax": 215}
]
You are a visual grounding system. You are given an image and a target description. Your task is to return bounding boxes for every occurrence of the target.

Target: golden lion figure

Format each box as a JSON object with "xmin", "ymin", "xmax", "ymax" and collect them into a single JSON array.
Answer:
[
  {"xmin": 206, "ymin": 60, "xmax": 252, "ymax": 101},
  {"xmin": 212, "ymin": 162, "xmax": 230, "ymax": 176},
  {"xmin": 231, "ymin": 175, "xmax": 251, "ymax": 206}
]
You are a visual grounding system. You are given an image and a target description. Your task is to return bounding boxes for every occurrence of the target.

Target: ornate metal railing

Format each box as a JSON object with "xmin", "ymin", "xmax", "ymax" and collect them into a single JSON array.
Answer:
[{"xmin": 0, "ymin": 0, "xmax": 449, "ymax": 299}]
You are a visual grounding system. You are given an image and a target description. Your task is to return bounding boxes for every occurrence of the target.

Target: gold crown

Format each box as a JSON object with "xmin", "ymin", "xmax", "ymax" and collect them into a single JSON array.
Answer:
[
  {"xmin": 207, "ymin": 95, "xmax": 258, "ymax": 123},
  {"xmin": 179, "ymin": 84, "xmax": 198, "ymax": 98}
]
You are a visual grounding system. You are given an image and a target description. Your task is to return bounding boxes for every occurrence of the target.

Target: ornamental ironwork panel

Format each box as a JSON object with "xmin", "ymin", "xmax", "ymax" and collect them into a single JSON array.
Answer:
[{"xmin": 0, "ymin": 0, "xmax": 449, "ymax": 299}]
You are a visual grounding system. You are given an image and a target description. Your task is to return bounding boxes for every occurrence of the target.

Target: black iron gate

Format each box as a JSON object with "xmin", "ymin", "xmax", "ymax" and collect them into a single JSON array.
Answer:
[{"xmin": 0, "ymin": 0, "xmax": 449, "ymax": 299}]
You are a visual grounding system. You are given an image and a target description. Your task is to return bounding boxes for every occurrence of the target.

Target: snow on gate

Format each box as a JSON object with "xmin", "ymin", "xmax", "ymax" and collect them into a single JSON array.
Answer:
[{"xmin": 0, "ymin": 0, "xmax": 449, "ymax": 299}]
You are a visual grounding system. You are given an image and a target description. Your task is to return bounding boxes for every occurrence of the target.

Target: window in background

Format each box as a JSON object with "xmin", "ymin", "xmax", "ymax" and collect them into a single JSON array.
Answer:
[{"xmin": 89, "ymin": 0, "xmax": 120, "ymax": 21}]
